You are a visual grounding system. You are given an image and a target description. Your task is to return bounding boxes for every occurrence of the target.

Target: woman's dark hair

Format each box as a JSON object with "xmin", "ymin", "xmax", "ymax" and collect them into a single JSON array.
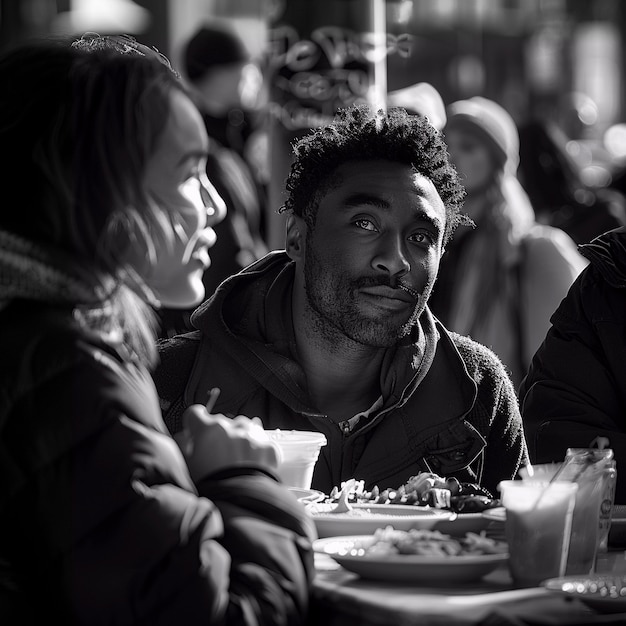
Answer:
[
  {"xmin": 0, "ymin": 35, "xmax": 185, "ymax": 263},
  {"xmin": 0, "ymin": 35, "xmax": 188, "ymax": 363},
  {"xmin": 281, "ymin": 104, "xmax": 468, "ymax": 245}
]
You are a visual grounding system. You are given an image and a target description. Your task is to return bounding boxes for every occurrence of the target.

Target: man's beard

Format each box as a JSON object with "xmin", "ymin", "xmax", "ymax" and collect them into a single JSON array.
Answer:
[{"xmin": 303, "ymin": 244, "xmax": 429, "ymax": 348}]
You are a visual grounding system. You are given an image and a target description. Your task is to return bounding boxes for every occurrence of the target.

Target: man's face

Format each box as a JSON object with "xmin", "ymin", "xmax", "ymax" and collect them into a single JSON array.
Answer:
[{"xmin": 297, "ymin": 160, "xmax": 447, "ymax": 347}]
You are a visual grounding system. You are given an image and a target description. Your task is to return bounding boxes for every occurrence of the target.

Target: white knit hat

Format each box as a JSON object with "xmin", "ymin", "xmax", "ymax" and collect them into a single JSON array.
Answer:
[{"xmin": 446, "ymin": 96, "xmax": 520, "ymax": 173}]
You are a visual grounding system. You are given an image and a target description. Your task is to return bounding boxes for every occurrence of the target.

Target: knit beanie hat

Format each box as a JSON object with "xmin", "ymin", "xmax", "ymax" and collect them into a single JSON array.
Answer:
[
  {"xmin": 445, "ymin": 97, "xmax": 520, "ymax": 173},
  {"xmin": 184, "ymin": 24, "xmax": 250, "ymax": 82}
]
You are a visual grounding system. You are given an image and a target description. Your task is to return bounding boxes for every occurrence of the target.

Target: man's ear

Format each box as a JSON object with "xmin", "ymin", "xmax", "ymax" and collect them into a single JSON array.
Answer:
[{"xmin": 285, "ymin": 214, "xmax": 305, "ymax": 260}]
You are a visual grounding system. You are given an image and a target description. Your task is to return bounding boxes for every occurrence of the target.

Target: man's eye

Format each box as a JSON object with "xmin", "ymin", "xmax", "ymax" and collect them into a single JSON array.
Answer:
[
  {"xmin": 355, "ymin": 219, "xmax": 377, "ymax": 232},
  {"xmin": 409, "ymin": 232, "xmax": 434, "ymax": 245}
]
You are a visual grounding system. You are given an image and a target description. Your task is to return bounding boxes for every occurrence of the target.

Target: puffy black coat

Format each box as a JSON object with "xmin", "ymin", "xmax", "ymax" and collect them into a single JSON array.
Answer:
[{"xmin": 0, "ymin": 301, "xmax": 315, "ymax": 625}]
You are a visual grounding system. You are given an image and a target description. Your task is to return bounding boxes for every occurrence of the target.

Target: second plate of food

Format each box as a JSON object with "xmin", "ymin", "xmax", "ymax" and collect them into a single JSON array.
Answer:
[{"xmin": 314, "ymin": 534, "xmax": 508, "ymax": 583}]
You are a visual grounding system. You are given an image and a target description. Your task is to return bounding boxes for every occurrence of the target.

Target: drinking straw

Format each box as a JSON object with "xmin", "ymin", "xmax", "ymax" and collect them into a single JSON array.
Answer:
[
  {"xmin": 205, "ymin": 387, "xmax": 221, "ymax": 412},
  {"xmin": 530, "ymin": 452, "xmax": 594, "ymax": 510}
]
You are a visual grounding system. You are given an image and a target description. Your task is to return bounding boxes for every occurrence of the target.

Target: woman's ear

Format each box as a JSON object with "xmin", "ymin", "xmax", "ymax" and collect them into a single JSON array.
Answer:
[{"xmin": 285, "ymin": 214, "xmax": 305, "ymax": 260}]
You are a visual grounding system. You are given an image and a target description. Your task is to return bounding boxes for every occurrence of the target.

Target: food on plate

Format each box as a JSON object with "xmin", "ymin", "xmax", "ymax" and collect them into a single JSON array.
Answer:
[
  {"xmin": 347, "ymin": 527, "xmax": 508, "ymax": 558},
  {"xmin": 450, "ymin": 494, "xmax": 500, "ymax": 513},
  {"xmin": 324, "ymin": 473, "xmax": 500, "ymax": 513}
]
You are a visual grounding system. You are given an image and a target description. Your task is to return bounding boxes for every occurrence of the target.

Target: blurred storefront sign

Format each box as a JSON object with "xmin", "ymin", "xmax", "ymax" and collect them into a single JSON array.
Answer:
[
  {"xmin": 265, "ymin": 0, "xmax": 404, "ymax": 248},
  {"xmin": 266, "ymin": 23, "xmax": 410, "ymax": 131}
]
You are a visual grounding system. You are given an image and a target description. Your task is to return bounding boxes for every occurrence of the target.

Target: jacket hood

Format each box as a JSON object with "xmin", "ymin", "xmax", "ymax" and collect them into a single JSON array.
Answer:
[
  {"xmin": 189, "ymin": 251, "xmax": 440, "ymax": 413},
  {"xmin": 580, "ymin": 226, "xmax": 626, "ymax": 288}
]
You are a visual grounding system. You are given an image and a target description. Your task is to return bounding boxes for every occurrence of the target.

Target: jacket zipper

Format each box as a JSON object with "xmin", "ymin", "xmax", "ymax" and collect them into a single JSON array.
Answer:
[{"xmin": 338, "ymin": 420, "xmax": 351, "ymax": 436}]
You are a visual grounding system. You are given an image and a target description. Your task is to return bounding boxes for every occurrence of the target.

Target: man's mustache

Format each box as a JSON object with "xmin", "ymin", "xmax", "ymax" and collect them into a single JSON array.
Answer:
[
  {"xmin": 354, "ymin": 277, "xmax": 420, "ymax": 301},
  {"xmin": 397, "ymin": 282, "xmax": 420, "ymax": 300}
]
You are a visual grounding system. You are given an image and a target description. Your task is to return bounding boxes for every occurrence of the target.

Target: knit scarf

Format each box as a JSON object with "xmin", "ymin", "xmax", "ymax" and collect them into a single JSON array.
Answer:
[{"xmin": 0, "ymin": 229, "xmax": 117, "ymax": 313}]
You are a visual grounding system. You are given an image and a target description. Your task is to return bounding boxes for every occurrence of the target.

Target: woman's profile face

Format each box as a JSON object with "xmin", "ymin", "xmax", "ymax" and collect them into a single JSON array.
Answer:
[
  {"xmin": 445, "ymin": 126, "xmax": 495, "ymax": 196},
  {"xmin": 141, "ymin": 89, "xmax": 225, "ymax": 308}
]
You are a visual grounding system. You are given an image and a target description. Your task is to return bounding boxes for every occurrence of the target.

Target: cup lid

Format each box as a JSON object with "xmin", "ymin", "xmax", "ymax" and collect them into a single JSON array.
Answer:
[{"xmin": 267, "ymin": 429, "xmax": 327, "ymax": 446}]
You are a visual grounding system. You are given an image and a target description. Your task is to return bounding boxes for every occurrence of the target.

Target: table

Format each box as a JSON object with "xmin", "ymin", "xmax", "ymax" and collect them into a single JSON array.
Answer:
[{"xmin": 310, "ymin": 543, "xmax": 626, "ymax": 625}]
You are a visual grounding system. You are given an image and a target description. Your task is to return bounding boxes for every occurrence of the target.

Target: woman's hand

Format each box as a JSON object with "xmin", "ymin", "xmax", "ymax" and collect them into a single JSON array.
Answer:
[{"xmin": 176, "ymin": 404, "xmax": 281, "ymax": 482}]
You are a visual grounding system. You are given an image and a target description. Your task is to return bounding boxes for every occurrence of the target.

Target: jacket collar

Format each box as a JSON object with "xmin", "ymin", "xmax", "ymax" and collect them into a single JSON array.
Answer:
[{"xmin": 580, "ymin": 226, "xmax": 626, "ymax": 288}]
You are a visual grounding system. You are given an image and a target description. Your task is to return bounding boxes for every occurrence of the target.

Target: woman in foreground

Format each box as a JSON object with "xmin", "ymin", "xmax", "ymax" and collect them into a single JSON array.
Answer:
[{"xmin": 0, "ymin": 34, "xmax": 314, "ymax": 625}]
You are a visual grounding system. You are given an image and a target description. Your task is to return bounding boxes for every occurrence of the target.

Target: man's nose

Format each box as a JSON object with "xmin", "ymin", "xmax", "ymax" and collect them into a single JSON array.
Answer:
[{"xmin": 371, "ymin": 233, "xmax": 410, "ymax": 278}]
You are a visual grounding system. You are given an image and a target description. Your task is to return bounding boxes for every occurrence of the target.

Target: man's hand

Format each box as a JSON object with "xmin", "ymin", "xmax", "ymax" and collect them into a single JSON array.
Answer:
[{"xmin": 175, "ymin": 404, "xmax": 281, "ymax": 482}]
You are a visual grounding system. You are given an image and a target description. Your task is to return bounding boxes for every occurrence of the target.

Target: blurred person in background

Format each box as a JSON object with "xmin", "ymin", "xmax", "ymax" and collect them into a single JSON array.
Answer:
[
  {"xmin": 518, "ymin": 119, "xmax": 626, "ymax": 245},
  {"xmin": 159, "ymin": 23, "xmax": 270, "ymax": 337},
  {"xmin": 430, "ymin": 97, "xmax": 588, "ymax": 387},
  {"xmin": 154, "ymin": 104, "xmax": 528, "ymax": 499},
  {"xmin": 0, "ymin": 33, "xmax": 314, "ymax": 625}
]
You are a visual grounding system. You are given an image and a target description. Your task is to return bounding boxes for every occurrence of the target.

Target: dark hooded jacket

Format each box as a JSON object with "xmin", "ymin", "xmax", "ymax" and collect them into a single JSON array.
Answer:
[
  {"xmin": 155, "ymin": 252, "xmax": 528, "ymax": 497},
  {"xmin": 519, "ymin": 226, "xmax": 626, "ymax": 503}
]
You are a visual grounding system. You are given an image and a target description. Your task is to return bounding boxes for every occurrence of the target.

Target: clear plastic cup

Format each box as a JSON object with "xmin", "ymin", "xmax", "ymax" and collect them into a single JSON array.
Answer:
[
  {"xmin": 499, "ymin": 480, "xmax": 578, "ymax": 587},
  {"xmin": 266, "ymin": 430, "xmax": 327, "ymax": 489},
  {"xmin": 519, "ymin": 463, "xmax": 598, "ymax": 575},
  {"xmin": 520, "ymin": 453, "xmax": 616, "ymax": 574},
  {"xmin": 566, "ymin": 448, "xmax": 616, "ymax": 554}
]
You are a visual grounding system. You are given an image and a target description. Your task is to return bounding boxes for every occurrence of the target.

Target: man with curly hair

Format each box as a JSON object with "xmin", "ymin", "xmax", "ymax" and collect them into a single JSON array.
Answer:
[{"xmin": 154, "ymin": 104, "xmax": 528, "ymax": 497}]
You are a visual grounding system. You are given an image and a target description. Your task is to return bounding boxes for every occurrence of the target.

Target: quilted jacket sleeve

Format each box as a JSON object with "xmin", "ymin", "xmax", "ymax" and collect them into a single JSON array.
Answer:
[
  {"xmin": 196, "ymin": 473, "xmax": 316, "ymax": 626},
  {"xmin": 0, "ymin": 329, "xmax": 315, "ymax": 626}
]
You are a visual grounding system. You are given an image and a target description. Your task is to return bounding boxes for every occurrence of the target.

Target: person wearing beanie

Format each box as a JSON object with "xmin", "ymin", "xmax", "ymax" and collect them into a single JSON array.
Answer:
[
  {"xmin": 185, "ymin": 24, "xmax": 250, "ymax": 80},
  {"xmin": 158, "ymin": 23, "xmax": 269, "ymax": 337},
  {"xmin": 429, "ymin": 96, "xmax": 588, "ymax": 387},
  {"xmin": 446, "ymin": 96, "xmax": 519, "ymax": 174}
]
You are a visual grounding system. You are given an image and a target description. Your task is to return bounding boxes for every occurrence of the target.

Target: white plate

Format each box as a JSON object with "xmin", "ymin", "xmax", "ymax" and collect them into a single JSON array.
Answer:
[
  {"xmin": 288, "ymin": 487, "xmax": 325, "ymax": 503},
  {"xmin": 434, "ymin": 512, "xmax": 491, "ymax": 535},
  {"xmin": 543, "ymin": 574, "xmax": 626, "ymax": 613},
  {"xmin": 307, "ymin": 503, "xmax": 455, "ymax": 538},
  {"xmin": 314, "ymin": 535, "xmax": 509, "ymax": 583},
  {"xmin": 481, "ymin": 506, "xmax": 506, "ymax": 523}
]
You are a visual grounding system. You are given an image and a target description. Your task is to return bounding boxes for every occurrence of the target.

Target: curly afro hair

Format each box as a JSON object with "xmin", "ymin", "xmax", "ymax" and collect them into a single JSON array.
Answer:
[{"xmin": 280, "ymin": 104, "xmax": 470, "ymax": 245}]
